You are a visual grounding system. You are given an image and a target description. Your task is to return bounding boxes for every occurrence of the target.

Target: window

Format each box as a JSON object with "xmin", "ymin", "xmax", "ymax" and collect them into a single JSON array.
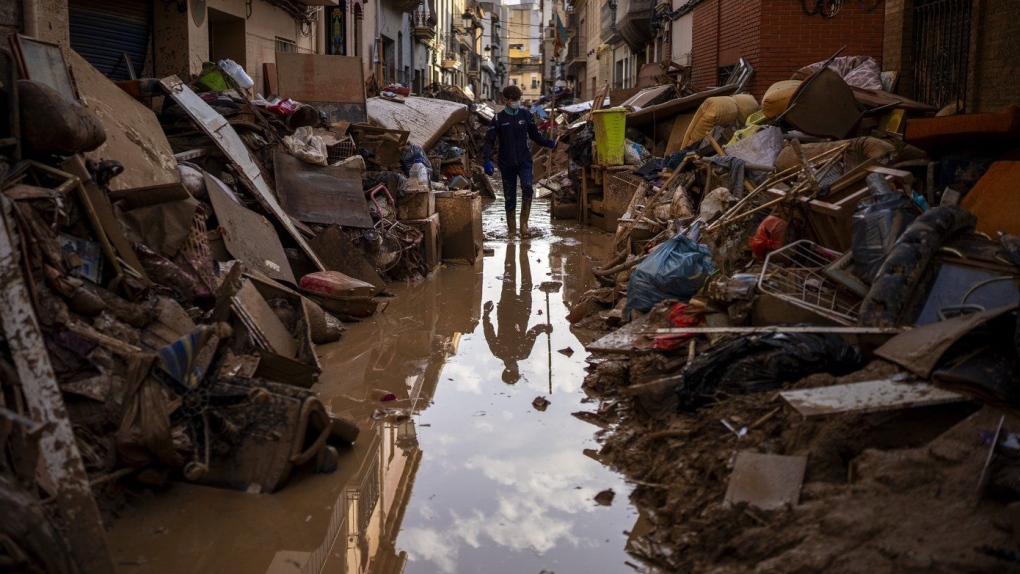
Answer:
[
  {"xmin": 512, "ymin": 78, "xmax": 518, "ymax": 85},
  {"xmin": 531, "ymin": 79, "xmax": 538, "ymax": 88},
  {"xmin": 717, "ymin": 65, "xmax": 735, "ymax": 87},
  {"xmin": 275, "ymin": 37, "xmax": 296, "ymax": 53},
  {"xmin": 510, "ymin": 43, "xmax": 525, "ymax": 51}
]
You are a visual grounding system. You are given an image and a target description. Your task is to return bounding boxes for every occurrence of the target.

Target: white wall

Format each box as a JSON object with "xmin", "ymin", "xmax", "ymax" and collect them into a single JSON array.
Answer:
[{"xmin": 670, "ymin": 11, "xmax": 692, "ymax": 65}]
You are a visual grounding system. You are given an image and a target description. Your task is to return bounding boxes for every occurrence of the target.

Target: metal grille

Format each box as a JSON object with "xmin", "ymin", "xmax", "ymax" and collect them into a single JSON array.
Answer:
[
  {"xmin": 357, "ymin": 455, "xmax": 380, "ymax": 533},
  {"xmin": 327, "ymin": 136, "xmax": 357, "ymax": 164},
  {"xmin": 758, "ymin": 241, "xmax": 862, "ymax": 326},
  {"xmin": 912, "ymin": 0, "xmax": 972, "ymax": 110}
]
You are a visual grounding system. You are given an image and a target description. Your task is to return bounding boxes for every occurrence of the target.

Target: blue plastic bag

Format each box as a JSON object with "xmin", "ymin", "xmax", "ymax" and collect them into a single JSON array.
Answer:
[{"xmin": 625, "ymin": 235, "xmax": 716, "ymax": 319}]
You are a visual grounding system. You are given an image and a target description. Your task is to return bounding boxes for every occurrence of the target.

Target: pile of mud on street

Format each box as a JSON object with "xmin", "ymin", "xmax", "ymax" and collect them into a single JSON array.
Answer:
[
  {"xmin": 535, "ymin": 54, "xmax": 1020, "ymax": 572},
  {"xmin": 0, "ymin": 37, "xmax": 494, "ymax": 572}
]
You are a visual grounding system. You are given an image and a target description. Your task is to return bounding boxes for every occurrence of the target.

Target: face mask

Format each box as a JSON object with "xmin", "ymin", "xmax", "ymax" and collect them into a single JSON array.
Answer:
[{"xmin": 508, "ymin": 101, "xmax": 520, "ymax": 110}]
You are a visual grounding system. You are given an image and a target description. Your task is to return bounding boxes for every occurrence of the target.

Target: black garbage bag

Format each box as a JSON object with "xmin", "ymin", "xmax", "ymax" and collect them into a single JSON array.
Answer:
[
  {"xmin": 851, "ymin": 173, "xmax": 921, "ymax": 283},
  {"xmin": 568, "ymin": 125, "xmax": 594, "ymax": 166},
  {"xmin": 675, "ymin": 331, "xmax": 863, "ymax": 409},
  {"xmin": 400, "ymin": 144, "xmax": 433, "ymax": 179}
]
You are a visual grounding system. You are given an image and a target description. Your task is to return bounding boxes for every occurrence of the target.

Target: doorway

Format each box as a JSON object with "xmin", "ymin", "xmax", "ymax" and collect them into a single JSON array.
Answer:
[{"xmin": 208, "ymin": 8, "xmax": 246, "ymax": 67}]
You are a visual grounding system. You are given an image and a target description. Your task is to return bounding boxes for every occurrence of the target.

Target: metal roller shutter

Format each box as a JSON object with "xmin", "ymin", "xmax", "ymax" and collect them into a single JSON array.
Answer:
[{"xmin": 69, "ymin": 0, "xmax": 151, "ymax": 81}]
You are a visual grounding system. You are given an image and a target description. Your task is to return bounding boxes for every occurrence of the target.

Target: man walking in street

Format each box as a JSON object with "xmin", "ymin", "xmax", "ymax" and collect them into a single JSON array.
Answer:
[{"xmin": 482, "ymin": 85, "xmax": 556, "ymax": 239}]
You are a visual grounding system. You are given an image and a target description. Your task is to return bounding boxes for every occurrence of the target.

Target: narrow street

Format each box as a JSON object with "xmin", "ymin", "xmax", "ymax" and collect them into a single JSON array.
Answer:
[{"xmin": 106, "ymin": 197, "xmax": 642, "ymax": 573}]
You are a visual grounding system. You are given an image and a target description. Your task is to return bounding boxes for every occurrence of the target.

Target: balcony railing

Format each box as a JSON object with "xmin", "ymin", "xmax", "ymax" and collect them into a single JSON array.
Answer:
[
  {"xmin": 600, "ymin": 4, "xmax": 622, "ymax": 44},
  {"xmin": 412, "ymin": 7, "xmax": 437, "ymax": 43}
]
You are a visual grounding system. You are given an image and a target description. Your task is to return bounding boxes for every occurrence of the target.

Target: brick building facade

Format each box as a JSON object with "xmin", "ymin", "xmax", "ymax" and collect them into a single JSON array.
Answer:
[
  {"xmin": 885, "ymin": 0, "xmax": 1020, "ymax": 113},
  {"xmin": 691, "ymin": 0, "xmax": 885, "ymax": 98}
]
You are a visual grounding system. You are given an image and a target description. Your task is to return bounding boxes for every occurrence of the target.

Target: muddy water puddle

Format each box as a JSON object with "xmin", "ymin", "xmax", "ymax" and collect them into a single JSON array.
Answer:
[{"xmin": 107, "ymin": 199, "xmax": 642, "ymax": 573}]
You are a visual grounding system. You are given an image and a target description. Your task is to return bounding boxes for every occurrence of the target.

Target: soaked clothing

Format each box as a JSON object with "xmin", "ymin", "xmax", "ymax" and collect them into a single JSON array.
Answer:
[
  {"xmin": 483, "ymin": 108, "xmax": 553, "ymax": 212},
  {"xmin": 482, "ymin": 245, "xmax": 548, "ymax": 383}
]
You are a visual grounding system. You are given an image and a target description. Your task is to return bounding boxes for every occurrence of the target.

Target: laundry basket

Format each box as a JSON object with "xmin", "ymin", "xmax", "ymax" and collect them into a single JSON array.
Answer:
[{"xmin": 592, "ymin": 107, "xmax": 627, "ymax": 166}]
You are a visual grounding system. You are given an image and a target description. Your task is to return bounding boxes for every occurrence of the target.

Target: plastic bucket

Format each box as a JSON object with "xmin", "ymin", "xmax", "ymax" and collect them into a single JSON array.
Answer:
[{"xmin": 592, "ymin": 108, "xmax": 627, "ymax": 166}]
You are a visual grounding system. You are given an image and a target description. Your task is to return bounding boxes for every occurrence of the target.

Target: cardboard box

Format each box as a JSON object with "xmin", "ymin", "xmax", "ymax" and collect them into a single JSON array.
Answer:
[
  {"xmin": 397, "ymin": 190, "xmax": 435, "ymax": 220},
  {"xmin": 435, "ymin": 192, "xmax": 482, "ymax": 264},
  {"xmin": 405, "ymin": 212, "xmax": 442, "ymax": 273}
]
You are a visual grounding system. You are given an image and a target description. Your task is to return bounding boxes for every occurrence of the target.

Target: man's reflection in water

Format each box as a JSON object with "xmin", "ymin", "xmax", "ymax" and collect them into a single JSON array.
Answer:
[{"xmin": 483, "ymin": 244, "xmax": 551, "ymax": 383}]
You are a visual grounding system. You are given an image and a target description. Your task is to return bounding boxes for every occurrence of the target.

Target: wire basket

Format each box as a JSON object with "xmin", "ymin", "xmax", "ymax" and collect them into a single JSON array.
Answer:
[
  {"xmin": 757, "ymin": 240, "xmax": 863, "ymax": 326},
  {"xmin": 327, "ymin": 136, "xmax": 357, "ymax": 164}
]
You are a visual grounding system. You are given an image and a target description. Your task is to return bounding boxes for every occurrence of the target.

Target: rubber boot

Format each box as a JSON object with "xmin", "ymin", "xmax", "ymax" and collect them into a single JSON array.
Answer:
[
  {"xmin": 520, "ymin": 198, "xmax": 532, "ymax": 239},
  {"xmin": 506, "ymin": 209, "xmax": 516, "ymax": 239}
]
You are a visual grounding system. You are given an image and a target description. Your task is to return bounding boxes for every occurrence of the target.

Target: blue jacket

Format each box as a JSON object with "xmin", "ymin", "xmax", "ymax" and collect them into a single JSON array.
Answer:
[{"xmin": 483, "ymin": 108, "xmax": 553, "ymax": 170}]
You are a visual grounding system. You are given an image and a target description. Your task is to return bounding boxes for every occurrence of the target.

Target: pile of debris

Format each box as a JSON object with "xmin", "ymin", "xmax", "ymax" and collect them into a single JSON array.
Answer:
[
  {"xmin": 559, "ymin": 52, "xmax": 1020, "ymax": 572},
  {"xmin": 0, "ymin": 37, "xmax": 485, "ymax": 570}
]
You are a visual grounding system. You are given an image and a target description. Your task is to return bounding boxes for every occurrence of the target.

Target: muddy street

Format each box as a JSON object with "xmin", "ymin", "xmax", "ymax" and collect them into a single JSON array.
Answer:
[{"xmin": 105, "ymin": 198, "xmax": 642, "ymax": 573}]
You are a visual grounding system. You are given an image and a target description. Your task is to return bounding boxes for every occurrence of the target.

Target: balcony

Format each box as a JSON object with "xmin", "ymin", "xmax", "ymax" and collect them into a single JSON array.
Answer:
[
  {"xmin": 615, "ymin": 0, "xmax": 655, "ymax": 51},
  {"xmin": 412, "ymin": 9, "xmax": 436, "ymax": 43},
  {"xmin": 599, "ymin": 4, "xmax": 622, "ymax": 45},
  {"xmin": 441, "ymin": 55, "xmax": 462, "ymax": 71},
  {"xmin": 392, "ymin": 0, "xmax": 424, "ymax": 13}
]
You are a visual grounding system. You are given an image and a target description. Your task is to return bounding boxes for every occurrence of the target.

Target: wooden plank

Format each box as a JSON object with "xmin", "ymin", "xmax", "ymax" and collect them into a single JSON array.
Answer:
[
  {"xmin": 275, "ymin": 52, "xmax": 365, "ymax": 106},
  {"xmin": 588, "ymin": 324, "xmax": 903, "ymax": 354},
  {"xmin": 0, "ymin": 195, "xmax": 115, "ymax": 573},
  {"xmin": 232, "ymin": 280, "xmax": 298, "ymax": 358},
  {"xmin": 204, "ymin": 172, "xmax": 298, "ymax": 285},
  {"xmin": 781, "ymin": 379, "xmax": 966, "ymax": 419},
  {"xmin": 273, "ymin": 150, "xmax": 374, "ymax": 228},
  {"xmin": 71, "ymin": 51, "xmax": 179, "ymax": 192}
]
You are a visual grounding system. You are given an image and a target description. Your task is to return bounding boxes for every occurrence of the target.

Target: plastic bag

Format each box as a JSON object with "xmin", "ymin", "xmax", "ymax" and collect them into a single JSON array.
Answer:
[
  {"xmin": 852, "ymin": 175, "xmax": 920, "ymax": 282},
  {"xmin": 400, "ymin": 144, "xmax": 434, "ymax": 179},
  {"xmin": 282, "ymin": 126, "xmax": 328, "ymax": 166},
  {"xmin": 699, "ymin": 187, "xmax": 734, "ymax": 222},
  {"xmin": 675, "ymin": 332, "xmax": 863, "ymax": 409},
  {"xmin": 409, "ymin": 162, "xmax": 429, "ymax": 185},
  {"xmin": 624, "ymin": 235, "xmax": 716, "ymax": 318},
  {"xmin": 623, "ymin": 139, "xmax": 649, "ymax": 166},
  {"xmin": 750, "ymin": 216, "xmax": 788, "ymax": 259}
]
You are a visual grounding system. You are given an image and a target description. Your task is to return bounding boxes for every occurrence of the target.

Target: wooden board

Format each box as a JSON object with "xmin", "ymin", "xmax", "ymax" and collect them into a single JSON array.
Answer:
[
  {"xmin": 233, "ymin": 280, "xmax": 298, "ymax": 359},
  {"xmin": 273, "ymin": 150, "xmax": 374, "ymax": 228},
  {"xmin": 780, "ymin": 379, "xmax": 966, "ymax": 419},
  {"xmin": 366, "ymin": 97, "xmax": 470, "ymax": 151},
  {"xmin": 71, "ymin": 51, "xmax": 179, "ymax": 192},
  {"xmin": 724, "ymin": 452, "xmax": 806, "ymax": 511},
  {"xmin": 204, "ymin": 172, "xmax": 297, "ymax": 285},
  {"xmin": 960, "ymin": 161, "xmax": 1020, "ymax": 236},
  {"xmin": 275, "ymin": 53, "xmax": 366, "ymax": 106}
]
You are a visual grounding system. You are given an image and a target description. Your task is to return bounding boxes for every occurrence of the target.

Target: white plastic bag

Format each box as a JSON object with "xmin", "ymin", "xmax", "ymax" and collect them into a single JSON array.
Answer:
[{"xmin": 283, "ymin": 126, "xmax": 328, "ymax": 166}]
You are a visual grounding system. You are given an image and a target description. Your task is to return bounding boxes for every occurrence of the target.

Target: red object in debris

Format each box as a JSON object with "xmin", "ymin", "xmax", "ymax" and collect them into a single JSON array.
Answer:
[
  {"xmin": 268, "ymin": 99, "xmax": 299, "ymax": 115},
  {"xmin": 384, "ymin": 84, "xmax": 411, "ymax": 97},
  {"xmin": 751, "ymin": 216, "xmax": 788, "ymax": 260},
  {"xmin": 653, "ymin": 334, "xmax": 692, "ymax": 351},
  {"xmin": 668, "ymin": 303, "xmax": 700, "ymax": 328},
  {"xmin": 299, "ymin": 271, "xmax": 376, "ymax": 299}
]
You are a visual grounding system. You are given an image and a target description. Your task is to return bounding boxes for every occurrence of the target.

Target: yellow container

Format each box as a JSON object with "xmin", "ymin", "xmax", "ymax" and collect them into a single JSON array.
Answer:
[{"xmin": 592, "ymin": 107, "xmax": 627, "ymax": 166}]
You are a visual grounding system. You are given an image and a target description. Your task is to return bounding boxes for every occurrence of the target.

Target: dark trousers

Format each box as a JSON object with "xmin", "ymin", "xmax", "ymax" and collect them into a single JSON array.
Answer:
[{"xmin": 500, "ymin": 163, "xmax": 533, "ymax": 212}]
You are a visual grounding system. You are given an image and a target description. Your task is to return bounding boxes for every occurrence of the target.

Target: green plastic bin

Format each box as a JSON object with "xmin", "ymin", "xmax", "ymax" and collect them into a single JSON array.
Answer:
[{"xmin": 592, "ymin": 107, "xmax": 627, "ymax": 166}]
